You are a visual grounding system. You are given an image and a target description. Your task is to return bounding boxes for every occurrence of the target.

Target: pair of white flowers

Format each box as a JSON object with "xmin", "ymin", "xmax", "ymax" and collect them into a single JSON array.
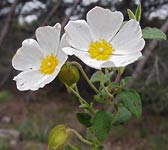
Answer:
[{"xmin": 12, "ymin": 7, "xmax": 145, "ymax": 91}]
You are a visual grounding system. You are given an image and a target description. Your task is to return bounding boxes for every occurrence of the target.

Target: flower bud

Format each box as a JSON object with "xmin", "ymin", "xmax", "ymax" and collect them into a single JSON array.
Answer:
[
  {"xmin": 48, "ymin": 125, "xmax": 70, "ymax": 150},
  {"xmin": 58, "ymin": 63, "xmax": 80, "ymax": 86}
]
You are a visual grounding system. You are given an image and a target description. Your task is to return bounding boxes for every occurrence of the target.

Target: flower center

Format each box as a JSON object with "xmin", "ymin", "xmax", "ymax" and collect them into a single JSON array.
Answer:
[
  {"xmin": 40, "ymin": 53, "xmax": 59, "ymax": 74},
  {"xmin": 88, "ymin": 39, "xmax": 113, "ymax": 60}
]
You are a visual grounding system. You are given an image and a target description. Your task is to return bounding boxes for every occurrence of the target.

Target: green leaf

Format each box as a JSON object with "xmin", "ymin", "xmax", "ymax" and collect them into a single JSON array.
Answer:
[
  {"xmin": 108, "ymin": 82, "xmax": 120, "ymax": 89},
  {"xmin": 108, "ymin": 82, "xmax": 120, "ymax": 94},
  {"xmin": 90, "ymin": 71, "xmax": 101, "ymax": 83},
  {"xmin": 94, "ymin": 94, "xmax": 102, "ymax": 103},
  {"xmin": 94, "ymin": 89, "xmax": 112, "ymax": 104},
  {"xmin": 90, "ymin": 71, "xmax": 113, "ymax": 83},
  {"xmin": 91, "ymin": 146, "xmax": 99, "ymax": 150},
  {"xmin": 94, "ymin": 93, "xmax": 106, "ymax": 104},
  {"xmin": 119, "ymin": 89, "xmax": 142, "ymax": 118},
  {"xmin": 65, "ymin": 145, "xmax": 72, "ymax": 150},
  {"xmin": 123, "ymin": 76, "xmax": 132, "ymax": 84},
  {"xmin": 65, "ymin": 145, "xmax": 81, "ymax": 150},
  {"xmin": 76, "ymin": 112, "xmax": 92, "ymax": 127},
  {"xmin": 120, "ymin": 76, "xmax": 132, "ymax": 88},
  {"xmin": 135, "ymin": 3, "xmax": 141, "ymax": 21},
  {"xmin": 91, "ymin": 146, "xmax": 104, "ymax": 150},
  {"xmin": 112, "ymin": 106, "xmax": 132, "ymax": 125},
  {"xmin": 93, "ymin": 110, "xmax": 112, "ymax": 142},
  {"xmin": 142, "ymin": 27, "xmax": 167, "ymax": 40},
  {"xmin": 127, "ymin": 9, "xmax": 136, "ymax": 20},
  {"xmin": 79, "ymin": 104, "xmax": 89, "ymax": 109},
  {"xmin": 86, "ymin": 128, "xmax": 92, "ymax": 139}
]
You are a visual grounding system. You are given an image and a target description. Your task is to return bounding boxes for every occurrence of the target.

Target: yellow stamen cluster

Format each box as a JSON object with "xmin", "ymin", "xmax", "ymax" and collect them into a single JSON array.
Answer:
[
  {"xmin": 40, "ymin": 53, "xmax": 58, "ymax": 74},
  {"xmin": 88, "ymin": 39, "xmax": 113, "ymax": 60}
]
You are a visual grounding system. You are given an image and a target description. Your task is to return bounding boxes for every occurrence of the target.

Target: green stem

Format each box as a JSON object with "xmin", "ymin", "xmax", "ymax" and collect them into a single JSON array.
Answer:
[
  {"xmin": 99, "ymin": 70, "xmax": 114, "ymax": 99},
  {"xmin": 68, "ymin": 144, "xmax": 79, "ymax": 150},
  {"xmin": 70, "ymin": 61, "xmax": 99, "ymax": 94},
  {"xmin": 88, "ymin": 127, "xmax": 100, "ymax": 145},
  {"xmin": 105, "ymin": 68, "xmax": 111, "ymax": 85},
  {"xmin": 69, "ymin": 85, "xmax": 88, "ymax": 105},
  {"xmin": 74, "ymin": 83, "xmax": 79, "ymax": 94},
  {"xmin": 115, "ymin": 67, "xmax": 125, "ymax": 82},
  {"xmin": 67, "ymin": 85, "xmax": 95, "ymax": 114},
  {"xmin": 68, "ymin": 129, "xmax": 93, "ymax": 145}
]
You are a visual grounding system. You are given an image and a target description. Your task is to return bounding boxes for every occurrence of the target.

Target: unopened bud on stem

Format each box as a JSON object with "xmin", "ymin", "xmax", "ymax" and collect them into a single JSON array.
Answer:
[{"xmin": 58, "ymin": 62, "xmax": 80, "ymax": 86}]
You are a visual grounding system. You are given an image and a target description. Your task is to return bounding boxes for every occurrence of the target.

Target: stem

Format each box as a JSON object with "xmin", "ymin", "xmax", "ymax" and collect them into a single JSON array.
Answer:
[
  {"xmin": 88, "ymin": 127, "xmax": 100, "ymax": 145},
  {"xmin": 115, "ymin": 73, "xmax": 121, "ymax": 82},
  {"xmin": 105, "ymin": 68, "xmax": 111, "ymax": 85},
  {"xmin": 99, "ymin": 70, "xmax": 114, "ymax": 99},
  {"xmin": 68, "ymin": 144, "xmax": 79, "ymax": 150},
  {"xmin": 115, "ymin": 67, "xmax": 125, "ymax": 82},
  {"xmin": 67, "ymin": 85, "xmax": 95, "ymax": 114},
  {"xmin": 70, "ymin": 61, "xmax": 99, "ymax": 94},
  {"xmin": 74, "ymin": 84, "xmax": 79, "ymax": 94},
  {"xmin": 68, "ymin": 129, "xmax": 93, "ymax": 145},
  {"xmin": 69, "ymin": 85, "xmax": 88, "ymax": 105}
]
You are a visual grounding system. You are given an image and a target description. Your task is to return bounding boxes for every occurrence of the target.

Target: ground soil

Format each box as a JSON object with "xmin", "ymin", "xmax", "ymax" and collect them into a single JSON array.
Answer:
[{"xmin": 0, "ymin": 92, "xmax": 167, "ymax": 150}]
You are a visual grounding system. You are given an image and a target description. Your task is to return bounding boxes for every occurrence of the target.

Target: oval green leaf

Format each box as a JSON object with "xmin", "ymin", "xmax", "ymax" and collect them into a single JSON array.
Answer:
[
  {"xmin": 119, "ymin": 89, "xmax": 142, "ymax": 118},
  {"xmin": 112, "ymin": 106, "xmax": 132, "ymax": 125},
  {"xmin": 142, "ymin": 27, "xmax": 167, "ymax": 40},
  {"xmin": 93, "ymin": 110, "xmax": 112, "ymax": 142},
  {"xmin": 76, "ymin": 112, "xmax": 92, "ymax": 127}
]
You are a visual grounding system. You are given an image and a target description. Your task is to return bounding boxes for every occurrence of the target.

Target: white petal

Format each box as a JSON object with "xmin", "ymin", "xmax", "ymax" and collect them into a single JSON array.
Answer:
[
  {"xmin": 57, "ymin": 34, "xmax": 68, "ymax": 66},
  {"xmin": 64, "ymin": 20, "xmax": 92, "ymax": 51},
  {"xmin": 14, "ymin": 70, "xmax": 44, "ymax": 91},
  {"xmin": 35, "ymin": 68, "xmax": 61, "ymax": 90},
  {"xmin": 13, "ymin": 68, "xmax": 60, "ymax": 91},
  {"xmin": 59, "ymin": 34, "xmax": 70, "ymax": 49},
  {"xmin": 101, "ymin": 52, "xmax": 143, "ymax": 68},
  {"xmin": 87, "ymin": 6, "xmax": 123, "ymax": 41},
  {"xmin": 35, "ymin": 23, "xmax": 61, "ymax": 56},
  {"xmin": 63, "ymin": 47, "xmax": 105, "ymax": 69},
  {"xmin": 12, "ymin": 39, "xmax": 43, "ymax": 71},
  {"xmin": 112, "ymin": 19, "xmax": 145, "ymax": 54},
  {"xmin": 63, "ymin": 47, "xmax": 142, "ymax": 69}
]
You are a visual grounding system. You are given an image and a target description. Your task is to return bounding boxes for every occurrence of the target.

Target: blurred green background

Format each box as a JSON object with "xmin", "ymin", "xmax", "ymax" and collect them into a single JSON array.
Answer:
[{"xmin": 0, "ymin": 0, "xmax": 168, "ymax": 149}]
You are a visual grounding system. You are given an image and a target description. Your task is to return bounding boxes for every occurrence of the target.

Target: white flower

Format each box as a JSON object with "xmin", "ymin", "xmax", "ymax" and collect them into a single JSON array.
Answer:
[
  {"xmin": 12, "ymin": 23, "xmax": 68, "ymax": 91},
  {"xmin": 63, "ymin": 6, "xmax": 145, "ymax": 69}
]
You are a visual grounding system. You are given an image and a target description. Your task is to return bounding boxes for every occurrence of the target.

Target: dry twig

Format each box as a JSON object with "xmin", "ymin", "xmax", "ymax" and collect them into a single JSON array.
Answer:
[{"xmin": 0, "ymin": 0, "xmax": 18, "ymax": 47}]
